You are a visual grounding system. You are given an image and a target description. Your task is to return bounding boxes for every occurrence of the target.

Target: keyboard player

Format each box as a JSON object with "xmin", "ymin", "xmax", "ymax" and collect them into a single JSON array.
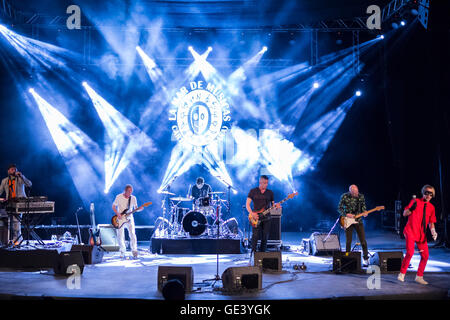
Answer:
[{"xmin": 0, "ymin": 164, "xmax": 32, "ymax": 243}]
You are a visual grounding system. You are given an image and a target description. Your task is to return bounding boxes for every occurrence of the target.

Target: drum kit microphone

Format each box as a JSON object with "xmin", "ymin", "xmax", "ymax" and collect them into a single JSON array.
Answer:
[{"xmin": 156, "ymin": 190, "xmax": 239, "ymax": 238}]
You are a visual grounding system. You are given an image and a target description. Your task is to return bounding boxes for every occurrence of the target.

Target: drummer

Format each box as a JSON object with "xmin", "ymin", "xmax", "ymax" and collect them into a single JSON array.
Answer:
[{"xmin": 190, "ymin": 177, "xmax": 212, "ymax": 206}]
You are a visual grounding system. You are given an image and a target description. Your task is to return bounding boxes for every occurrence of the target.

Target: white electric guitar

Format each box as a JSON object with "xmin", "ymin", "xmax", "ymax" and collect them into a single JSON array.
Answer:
[
  {"xmin": 111, "ymin": 202, "xmax": 152, "ymax": 229},
  {"xmin": 339, "ymin": 206, "xmax": 385, "ymax": 230}
]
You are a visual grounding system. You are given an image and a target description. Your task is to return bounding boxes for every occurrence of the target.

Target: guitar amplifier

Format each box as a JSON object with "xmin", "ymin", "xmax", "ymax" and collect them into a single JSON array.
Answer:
[
  {"xmin": 309, "ymin": 232, "xmax": 341, "ymax": 256},
  {"xmin": 97, "ymin": 224, "xmax": 119, "ymax": 251}
]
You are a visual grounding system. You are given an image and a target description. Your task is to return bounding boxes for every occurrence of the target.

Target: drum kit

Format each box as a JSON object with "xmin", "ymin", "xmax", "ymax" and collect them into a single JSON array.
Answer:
[{"xmin": 155, "ymin": 190, "xmax": 239, "ymax": 238}]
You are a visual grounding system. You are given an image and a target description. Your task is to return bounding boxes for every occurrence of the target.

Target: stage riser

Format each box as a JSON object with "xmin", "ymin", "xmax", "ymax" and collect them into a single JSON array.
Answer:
[
  {"xmin": 151, "ymin": 238, "xmax": 244, "ymax": 254},
  {"xmin": 0, "ymin": 249, "xmax": 58, "ymax": 269}
]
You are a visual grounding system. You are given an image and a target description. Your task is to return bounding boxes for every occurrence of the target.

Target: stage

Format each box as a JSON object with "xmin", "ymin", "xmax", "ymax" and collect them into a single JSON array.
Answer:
[{"xmin": 0, "ymin": 230, "xmax": 449, "ymax": 301}]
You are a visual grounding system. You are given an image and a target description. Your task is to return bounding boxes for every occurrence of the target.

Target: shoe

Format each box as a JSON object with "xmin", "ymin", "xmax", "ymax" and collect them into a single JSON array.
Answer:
[
  {"xmin": 363, "ymin": 259, "xmax": 369, "ymax": 267},
  {"xmin": 397, "ymin": 273, "xmax": 405, "ymax": 282},
  {"xmin": 415, "ymin": 275, "xmax": 428, "ymax": 285},
  {"xmin": 132, "ymin": 251, "xmax": 138, "ymax": 259}
]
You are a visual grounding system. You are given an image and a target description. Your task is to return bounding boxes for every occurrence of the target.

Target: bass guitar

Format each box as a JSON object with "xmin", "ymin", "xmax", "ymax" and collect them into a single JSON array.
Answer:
[
  {"xmin": 111, "ymin": 202, "xmax": 152, "ymax": 229},
  {"xmin": 339, "ymin": 206, "xmax": 385, "ymax": 230},
  {"xmin": 248, "ymin": 192, "xmax": 298, "ymax": 228}
]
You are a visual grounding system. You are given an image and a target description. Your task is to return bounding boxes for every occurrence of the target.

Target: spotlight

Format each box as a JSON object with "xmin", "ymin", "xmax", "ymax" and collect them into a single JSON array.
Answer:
[
  {"xmin": 207, "ymin": 46, "xmax": 212, "ymax": 52},
  {"xmin": 28, "ymin": 88, "xmax": 34, "ymax": 94},
  {"xmin": 378, "ymin": 35, "xmax": 384, "ymax": 40},
  {"xmin": 82, "ymin": 81, "xmax": 87, "ymax": 87},
  {"xmin": 262, "ymin": 46, "xmax": 268, "ymax": 52},
  {"xmin": 400, "ymin": 20, "xmax": 406, "ymax": 26},
  {"xmin": 188, "ymin": 46, "xmax": 193, "ymax": 51},
  {"xmin": 355, "ymin": 90, "xmax": 362, "ymax": 97},
  {"xmin": 313, "ymin": 82, "xmax": 319, "ymax": 89}
]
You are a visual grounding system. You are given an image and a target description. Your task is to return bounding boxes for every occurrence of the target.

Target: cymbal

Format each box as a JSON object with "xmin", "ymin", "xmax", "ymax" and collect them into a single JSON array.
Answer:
[
  {"xmin": 160, "ymin": 191, "xmax": 175, "ymax": 195},
  {"xmin": 170, "ymin": 197, "xmax": 193, "ymax": 201},
  {"xmin": 209, "ymin": 191, "xmax": 225, "ymax": 194}
]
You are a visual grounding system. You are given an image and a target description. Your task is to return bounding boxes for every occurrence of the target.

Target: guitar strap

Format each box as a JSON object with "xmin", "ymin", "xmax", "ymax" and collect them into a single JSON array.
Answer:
[{"xmin": 127, "ymin": 196, "xmax": 131, "ymax": 212}]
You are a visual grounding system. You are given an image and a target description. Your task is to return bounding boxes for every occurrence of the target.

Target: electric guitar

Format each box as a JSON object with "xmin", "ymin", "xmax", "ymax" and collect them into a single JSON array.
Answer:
[
  {"xmin": 339, "ymin": 206, "xmax": 385, "ymax": 230},
  {"xmin": 248, "ymin": 192, "xmax": 298, "ymax": 228},
  {"xmin": 88, "ymin": 203, "xmax": 102, "ymax": 246},
  {"xmin": 111, "ymin": 202, "xmax": 152, "ymax": 229}
]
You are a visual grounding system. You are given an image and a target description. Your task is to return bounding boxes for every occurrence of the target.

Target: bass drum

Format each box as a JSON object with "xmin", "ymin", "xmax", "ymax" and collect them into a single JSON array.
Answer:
[{"xmin": 182, "ymin": 211, "xmax": 207, "ymax": 236}]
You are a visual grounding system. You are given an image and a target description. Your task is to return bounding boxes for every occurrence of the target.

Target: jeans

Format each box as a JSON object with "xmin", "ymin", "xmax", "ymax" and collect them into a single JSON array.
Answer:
[
  {"xmin": 251, "ymin": 218, "xmax": 271, "ymax": 252},
  {"xmin": 345, "ymin": 221, "xmax": 369, "ymax": 260}
]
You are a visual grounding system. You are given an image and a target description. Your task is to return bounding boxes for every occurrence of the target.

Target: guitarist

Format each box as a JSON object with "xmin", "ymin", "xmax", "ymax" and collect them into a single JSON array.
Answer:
[
  {"xmin": 338, "ymin": 184, "xmax": 369, "ymax": 265},
  {"xmin": 112, "ymin": 184, "xmax": 142, "ymax": 259},
  {"xmin": 246, "ymin": 175, "xmax": 280, "ymax": 253}
]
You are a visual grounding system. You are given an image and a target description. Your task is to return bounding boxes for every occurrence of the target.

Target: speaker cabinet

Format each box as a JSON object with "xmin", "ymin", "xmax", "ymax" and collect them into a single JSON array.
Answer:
[
  {"xmin": 71, "ymin": 245, "xmax": 104, "ymax": 264},
  {"xmin": 310, "ymin": 232, "xmax": 341, "ymax": 256},
  {"xmin": 369, "ymin": 251, "xmax": 403, "ymax": 273},
  {"xmin": 53, "ymin": 251, "xmax": 85, "ymax": 275},
  {"xmin": 333, "ymin": 251, "xmax": 361, "ymax": 273},
  {"xmin": 268, "ymin": 209, "xmax": 281, "ymax": 240},
  {"xmin": 221, "ymin": 266, "xmax": 262, "ymax": 292},
  {"xmin": 157, "ymin": 266, "xmax": 193, "ymax": 292},
  {"xmin": 254, "ymin": 251, "xmax": 282, "ymax": 271},
  {"xmin": 97, "ymin": 224, "xmax": 119, "ymax": 251}
]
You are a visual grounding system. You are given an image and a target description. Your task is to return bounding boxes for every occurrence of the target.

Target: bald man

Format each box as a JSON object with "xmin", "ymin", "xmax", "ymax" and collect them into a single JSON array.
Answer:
[{"xmin": 338, "ymin": 185, "xmax": 369, "ymax": 264}]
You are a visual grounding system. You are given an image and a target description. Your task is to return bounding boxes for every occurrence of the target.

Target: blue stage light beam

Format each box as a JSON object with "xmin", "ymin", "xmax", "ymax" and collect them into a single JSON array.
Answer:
[
  {"xmin": 186, "ymin": 46, "xmax": 216, "ymax": 80},
  {"xmin": 0, "ymin": 24, "xmax": 79, "ymax": 71},
  {"xmin": 83, "ymin": 82, "xmax": 157, "ymax": 193},
  {"xmin": 136, "ymin": 45, "xmax": 162, "ymax": 82},
  {"xmin": 228, "ymin": 46, "xmax": 268, "ymax": 95},
  {"xmin": 158, "ymin": 139, "xmax": 234, "ymax": 192},
  {"xmin": 29, "ymin": 88, "xmax": 104, "ymax": 206},
  {"xmin": 227, "ymin": 128, "xmax": 260, "ymax": 180},
  {"xmin": 259, "ymin": 129, "xmax": 302, "ymax": 191},
  {"xmin": 297, "ymin": 95, "xmax": 358, "ymax": 167}
]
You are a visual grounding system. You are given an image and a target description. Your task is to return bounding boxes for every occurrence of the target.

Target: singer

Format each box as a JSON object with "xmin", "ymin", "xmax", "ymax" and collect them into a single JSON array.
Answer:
[
  {"xmin": 398, "ymin": 185, "xmax": 437, "ymax": 285},
  {"xmin": 0, "ymin": 164, "xmax": 33, "ymax": 242}
]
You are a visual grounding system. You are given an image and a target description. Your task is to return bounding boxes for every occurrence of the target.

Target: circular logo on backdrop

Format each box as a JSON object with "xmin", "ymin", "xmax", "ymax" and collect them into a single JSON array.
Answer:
[{"xmin": 169, "ymin": 81, "xmax": 231, "ymax": 147}]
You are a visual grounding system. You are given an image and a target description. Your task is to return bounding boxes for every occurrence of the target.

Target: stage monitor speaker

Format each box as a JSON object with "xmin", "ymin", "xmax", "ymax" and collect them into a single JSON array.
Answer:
[
  {"xmin": 53, "ymin": 251, "xmax": 85, "ymax": 275},
  {"xmin": 97, "ymin": 224, "xmax": 119, "ymax": 251},
  {"xmin": 221, "ymin": 266, "xmax": 262, "ymax": 292},
  {"xmin": 369, "ymin": 251, "xmax": 403, "ymax": 273},
  {"xmin": 309, "ymin": 232, "xmax": 341, "ymax": 256},
  {"xmin": 157, "ymin": 266, "xmax": 193, "ymax": 292},
  {"xmin": 254, "ymin": 251, "xmax": 282, "ymax": 271},
  {"xmin": 333, "ymin": 251, "xmax": 361, "ymax": 273},
  {"xmin": 71, "ymin": 245, "xmax": 104, "ymax": 264}
]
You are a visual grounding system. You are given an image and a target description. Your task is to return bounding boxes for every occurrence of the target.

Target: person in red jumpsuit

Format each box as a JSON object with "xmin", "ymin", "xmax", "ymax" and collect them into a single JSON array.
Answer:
[{"xmin": 398, "ymin": 185, "xmax": 438, "ymax": 285}]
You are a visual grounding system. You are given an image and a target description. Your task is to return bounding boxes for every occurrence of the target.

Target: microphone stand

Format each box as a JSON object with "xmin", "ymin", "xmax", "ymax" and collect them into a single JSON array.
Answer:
[{"xmin": 74, "ymin": 207, "xmax": 83, "ymax": 245}]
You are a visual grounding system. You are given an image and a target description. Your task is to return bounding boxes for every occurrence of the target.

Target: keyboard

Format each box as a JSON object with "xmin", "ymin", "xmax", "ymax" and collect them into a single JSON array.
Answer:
[{"xmin": 6, "ymin": 201, "xmax": 55, "ymax": 214}]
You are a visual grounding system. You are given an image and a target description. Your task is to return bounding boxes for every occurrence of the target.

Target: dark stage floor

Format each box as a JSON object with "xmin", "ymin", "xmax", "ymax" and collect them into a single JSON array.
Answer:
[{"xmin": 0, "ymin": 230, "xmax": 449, "ymax": 300}]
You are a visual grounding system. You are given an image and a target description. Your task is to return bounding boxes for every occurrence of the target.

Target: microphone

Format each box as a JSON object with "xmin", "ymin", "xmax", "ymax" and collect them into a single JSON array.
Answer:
[{"xmin": 410, "ymin": 195, "xmax": 417, "ymax": 211}]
